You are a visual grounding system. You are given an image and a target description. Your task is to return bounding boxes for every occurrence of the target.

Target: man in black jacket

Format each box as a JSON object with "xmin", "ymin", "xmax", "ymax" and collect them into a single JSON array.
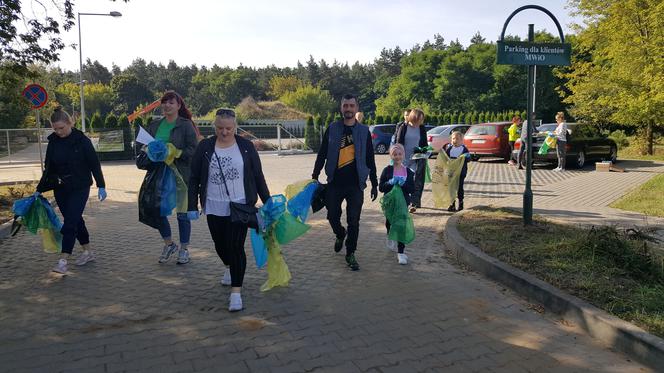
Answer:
[{"xmin": 312, "ymin": 94, "xmax": 378, "ymax": 271}]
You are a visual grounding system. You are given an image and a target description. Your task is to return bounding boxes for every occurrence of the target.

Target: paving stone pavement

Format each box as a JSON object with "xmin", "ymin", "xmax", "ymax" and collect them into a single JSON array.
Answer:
[{"xmin": 0, "ymin": 154, "xmax": 658, "ymax": 372}]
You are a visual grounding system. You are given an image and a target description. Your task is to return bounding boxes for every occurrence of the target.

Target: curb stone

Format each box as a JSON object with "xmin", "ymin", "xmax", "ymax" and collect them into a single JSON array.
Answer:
[{"xmin": 443, "ymin": 209, "xmax": 664, "ymax": 370}]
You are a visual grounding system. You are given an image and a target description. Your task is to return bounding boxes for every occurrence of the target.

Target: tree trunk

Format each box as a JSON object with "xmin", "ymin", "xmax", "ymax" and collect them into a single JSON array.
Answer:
[{"xmin": 647, "ymin": 122, "xmax": 654, "ymax": 155}]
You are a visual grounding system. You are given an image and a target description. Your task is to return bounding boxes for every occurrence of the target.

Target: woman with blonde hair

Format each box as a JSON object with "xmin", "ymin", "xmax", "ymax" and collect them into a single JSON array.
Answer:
[
  {"xmin": 554, "ymin": 112, "xmax": 568, "ymax": 171},
  {"xmin": 394, "ymin": 108, "xmax": 428, "ymax": 212},
  {"xmin": 36, "ymin": 107, "xmax": 107, "ymax": 273}
]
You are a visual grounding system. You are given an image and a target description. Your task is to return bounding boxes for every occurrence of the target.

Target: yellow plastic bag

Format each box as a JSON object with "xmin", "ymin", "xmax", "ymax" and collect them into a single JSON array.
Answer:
[
  {"xmin": 260, "ymin": 232, "xmax": 292, "ymax": 292},
  {"xmin": 40, "ymin": 228, "xmax": 62, "ymax": 253},
  {"xmin": 431, "ymin": 151, "xmax": 465, "ymax": 208}
]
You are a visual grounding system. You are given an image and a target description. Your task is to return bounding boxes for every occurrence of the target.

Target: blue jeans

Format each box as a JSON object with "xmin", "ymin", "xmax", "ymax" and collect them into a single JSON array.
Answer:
[{"xmin": 158, "ymin": 213, "xmax": 191, "ymax": 244}]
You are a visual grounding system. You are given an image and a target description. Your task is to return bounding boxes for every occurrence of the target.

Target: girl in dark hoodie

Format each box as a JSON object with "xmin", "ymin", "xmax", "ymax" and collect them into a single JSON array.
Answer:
[{"xmin": 36, "ymin": 107, "xmax": 106, "ymax": 274}]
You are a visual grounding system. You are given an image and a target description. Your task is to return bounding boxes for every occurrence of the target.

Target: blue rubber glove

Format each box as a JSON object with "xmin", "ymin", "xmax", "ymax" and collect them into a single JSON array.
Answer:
[
  {"xmin": 187, "ymin": 211, "xmax": 199, "ymax": 220},
  {"xmin": 397, "ymin": 177, "xmax": 406, "ymax": 186},
  {"xmin": 388, "ymin": 177, "xmax": 397, "ymax": 185},
  {"xmin": 464, "ymin": 153, "xmax": 472, "ymax": 159},
  {"xmin": 32, "ymin": 191, "xmax": 41, "ymax": 198},
  {"xmin": 98, "ymin": 188, "xmax": 107, "ymax": 201}
]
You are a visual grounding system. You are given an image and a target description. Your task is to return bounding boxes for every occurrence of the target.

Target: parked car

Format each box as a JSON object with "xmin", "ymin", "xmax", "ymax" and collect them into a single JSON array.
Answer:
[
  {"xmin": 464, "ymin": 122, "xmax": 512, "ymax": 161},
  {"xmin": 427, "ymin": 124, "xmax": 470, "ymax": 155},
  {"xmin": 370, "ymin": 123, "xmax": 435, "ymax": 154},
  {"xmin": 513, "ymin": 123, "xmax": 618, "ymax": 168},
  {"xmin": 370, "ymin": 124, "xmax": 398, "ymax": 154}
]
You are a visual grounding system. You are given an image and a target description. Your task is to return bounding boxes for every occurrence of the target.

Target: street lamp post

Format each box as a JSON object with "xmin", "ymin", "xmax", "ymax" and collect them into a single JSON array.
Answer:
[{"xmin": 78, "ymin": 11, "xmax": 122, "ymax": 133}]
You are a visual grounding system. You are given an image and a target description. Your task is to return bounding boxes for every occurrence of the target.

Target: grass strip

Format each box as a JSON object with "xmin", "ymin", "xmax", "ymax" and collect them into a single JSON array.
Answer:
[{"xmin": 457, "ymin": 207, "xmax": 664, "ymax": 338}]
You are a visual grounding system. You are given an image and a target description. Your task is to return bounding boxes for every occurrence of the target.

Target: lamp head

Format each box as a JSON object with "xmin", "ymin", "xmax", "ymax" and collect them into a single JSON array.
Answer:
[{"xmin": 109, "ymin": 11, "xmax": 122, "ymax": 17}]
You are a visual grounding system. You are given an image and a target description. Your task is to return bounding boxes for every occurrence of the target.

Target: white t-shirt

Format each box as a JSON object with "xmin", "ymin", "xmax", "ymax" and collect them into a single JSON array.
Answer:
[
  {"xmin": 449, "ymin": 145, "xmax": 465, "ymax": 159},
  {"xmin": 555, "ymin": 122, "xmax": 568, "ymax": 142},
  {"xmin": 205, "ymin": 143, "xmax": 246, "ymax": 216}
]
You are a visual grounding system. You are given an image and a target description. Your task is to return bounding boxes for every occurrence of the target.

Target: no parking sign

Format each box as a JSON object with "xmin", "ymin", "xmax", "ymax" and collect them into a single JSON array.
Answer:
[{"xmin": 22, "ymin": 84, "xmax": 48, "ymax": 109}]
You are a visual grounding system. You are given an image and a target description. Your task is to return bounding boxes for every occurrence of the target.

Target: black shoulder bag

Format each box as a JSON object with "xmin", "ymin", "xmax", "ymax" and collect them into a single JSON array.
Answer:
[{"xmin": 214, "ymin": 152, "xmax": 259, "ymax": 229}]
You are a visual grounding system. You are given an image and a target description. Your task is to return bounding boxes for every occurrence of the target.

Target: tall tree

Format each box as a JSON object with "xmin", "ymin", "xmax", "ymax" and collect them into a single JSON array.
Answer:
[{"xmin": 563, "ymin": 0, "xmax": 663, "ymax": 154}]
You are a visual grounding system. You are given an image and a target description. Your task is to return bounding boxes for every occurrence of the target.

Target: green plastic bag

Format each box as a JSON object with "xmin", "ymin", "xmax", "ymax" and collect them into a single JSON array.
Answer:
[
  {"xmin": 380, "ymin": 185, "xmax": 415, "ymax": 244},
  {"xmin": 22, "ymin": 197, "xmax": 62, "ymax": 253},
  {"xmin": 275, "ymin": 212, "xmax": 310, "ymax": 245}
]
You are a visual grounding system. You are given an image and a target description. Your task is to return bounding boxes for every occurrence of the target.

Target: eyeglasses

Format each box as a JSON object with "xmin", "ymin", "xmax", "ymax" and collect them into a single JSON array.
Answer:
[{"xmin": 216, "ymin": 108, "xmax": 236, "ymax": 117}]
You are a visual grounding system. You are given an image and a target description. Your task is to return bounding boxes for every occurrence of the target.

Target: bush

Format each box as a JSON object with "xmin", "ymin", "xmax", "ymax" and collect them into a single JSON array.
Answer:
[
  {"xmin": 90, "ymin": 112, "xmax": 103, "ymax": 132},
  {"xmin": 609, "ymin": 130, "xmax": 630, "ymax": 149},
  {"xmin": 304, "ymin": 116, "xmax": 319, "ymax": 151},
  {"xmin": 104, "ymin": 113, "xmax": 118, "ymax": 128}
]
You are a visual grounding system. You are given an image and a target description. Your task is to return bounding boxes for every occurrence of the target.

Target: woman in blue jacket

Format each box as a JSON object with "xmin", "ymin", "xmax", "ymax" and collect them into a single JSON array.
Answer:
[{"xmin": 36, "ymin": 107, "xmax": 106, "ymax": 274}]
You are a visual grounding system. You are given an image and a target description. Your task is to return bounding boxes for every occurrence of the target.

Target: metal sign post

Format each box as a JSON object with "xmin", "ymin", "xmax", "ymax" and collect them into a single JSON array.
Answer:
[{"xmin": 496, "ymin": 5, "xmax": 571, "ymax": 225}]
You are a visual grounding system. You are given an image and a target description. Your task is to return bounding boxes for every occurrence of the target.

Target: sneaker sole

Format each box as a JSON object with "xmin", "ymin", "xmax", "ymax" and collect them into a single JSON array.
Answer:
[
  {"xmin": 176, "ymin": 259, "xmax": 190, "ymax": 265},
  {"xmin": 51, "ymin": 268, "xmax": 67, "ymax": 274},
  {"xmin": 229, "ymin": 307, "xmax": 243, "ymax": 312},
  {"xmin": 75, "ymin": 258, "xmax": 95, "ymax": 266}
]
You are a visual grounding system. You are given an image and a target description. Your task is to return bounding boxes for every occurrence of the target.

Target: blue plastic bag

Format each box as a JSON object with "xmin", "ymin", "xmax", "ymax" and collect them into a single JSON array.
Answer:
[
  {"xmin": 287, "ymin": 182, "xmax": 318, "ymax": 223},
  {"xmin": 250, "ymin": 228, "xmax": 268, "ymax": 269},
  {"xmin": 261, "ymin": 194, "xmax": 287, "ymax": 227},
  {"xmin": 12, "ymin": 195, "xmax": 35, "ymax": 217},
  {"xmin": 147, "ymin": 140, "xmax": 168, "ymax": 162},
  {"xmin": 160, "ymin": 165, "xmax": 176, "ymax": 216}
]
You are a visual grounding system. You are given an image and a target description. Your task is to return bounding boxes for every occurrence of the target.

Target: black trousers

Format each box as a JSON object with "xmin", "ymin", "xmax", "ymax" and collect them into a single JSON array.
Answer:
[
  {"xmin": 206, "ymin": 215, "xmax": 248, "ymax": 287},
  {"xmin": 457, "ymin": 172, "xmax": 467, "ymax": 201},
  {"xmin": 326, "ymin": 182, "xmax": 363, "ymax": 255},
  {"xmin": 517, "ymin": 141, "xmax": 528, "ymax": 167},
  {"xmin": 54, "ymin": 187, "xmax": 90, "ymax": 255},
  {"xmin": 385, "ymin": 220, "xmax": 405, "ymax": 254},
  {"xmin": 411, "ymin": 159, "xmax": 426, "ymax": 207}
]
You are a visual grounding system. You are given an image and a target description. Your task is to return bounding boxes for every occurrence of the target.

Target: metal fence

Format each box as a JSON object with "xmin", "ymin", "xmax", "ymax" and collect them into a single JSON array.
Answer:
[
  {"xmin": 198, "ymin": 124, "xmax": 311, "ymax": 155},
  {"xmin": 0, "ymin": 127, "xmax": 134, "ymax": 166}
]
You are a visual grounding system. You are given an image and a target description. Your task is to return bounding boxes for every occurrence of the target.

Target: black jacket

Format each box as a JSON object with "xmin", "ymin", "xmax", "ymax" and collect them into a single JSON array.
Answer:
[
  {"xmin": 188, "ymin": 135, "xmax": 270, "ymax": 212},
  {"xmin": 395, "ymin": 123, "xmax": 428, "ymax": 150},
  {"xmin": 37, "ymin": 128, "xmax": 105, "ymax": 193},
  {"xmin": 378, "ymin": 165, "xmax": 415, "ymax": 206}
]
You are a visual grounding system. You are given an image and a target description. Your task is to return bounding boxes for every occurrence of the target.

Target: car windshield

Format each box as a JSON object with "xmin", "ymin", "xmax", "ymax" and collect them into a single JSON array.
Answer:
[
  {"xmin": 427, "ymin": 126, "xmax": 447, "ymax": 135},
  {"xmin": 466, "ymin": 125, "xmax": 496, "ymax": 136}
]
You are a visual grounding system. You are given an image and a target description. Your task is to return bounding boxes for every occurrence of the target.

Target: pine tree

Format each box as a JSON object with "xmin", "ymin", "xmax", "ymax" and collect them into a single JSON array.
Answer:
[
  {"xmin": 104, "ymin": 113, "xmax": 118, "ymax": 128},
  {"xmin": 478, "ymin": 112, "xmax": 485, "ymax": 123},
  {"xmin": 90, "ymin": 112, "xmax": 103, "ymax": 132},
  {"xmin": 313, "ymin": 115, "xmax": 323, "ymax": 150},
  {"xmin": 443, "ymin": 112, "xmax": 451, "ymax": 125}
]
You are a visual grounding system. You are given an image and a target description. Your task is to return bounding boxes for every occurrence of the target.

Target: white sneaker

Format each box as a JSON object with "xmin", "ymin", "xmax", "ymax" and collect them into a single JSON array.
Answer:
[
  {"xmin": 52, "ymin": 259, "xmax": 68, "ymax": 274},
  {"xmin": 386, "ymin": 238, "xmax": 397, "ymax": 251},
  {"xmin": 228, "ymin": 292, "xmax": 243, "ymax": 312},
  {"xmin": 397, "ymin": 253, "xmax": 408, "ymax": 265},
  {"xmin": 75, "ymin": 250, "xmax": 95, "ymax": 266},
  {"xmin": 220, "ymin": 268, "xmax": 231, "ymax": 286},
  {"xmin": 553, "ymin": 167, "xmax": 561, "ymax": 172}
]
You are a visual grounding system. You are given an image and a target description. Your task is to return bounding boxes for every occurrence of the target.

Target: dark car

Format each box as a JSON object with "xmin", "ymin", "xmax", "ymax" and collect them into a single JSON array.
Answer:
[
  {"xmin": 370, "ymin": 123, "xmax": 434, "ymax": 154},
  {"xmin": 513, "ymin": 123, "xmax": 618, "ymax": 168},
  {"xmin": 464, "ymin": 122, "xmax": 512, "ymax": 161}
]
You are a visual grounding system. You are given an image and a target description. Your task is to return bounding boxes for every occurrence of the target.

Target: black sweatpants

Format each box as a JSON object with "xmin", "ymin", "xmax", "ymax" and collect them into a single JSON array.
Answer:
[
  {"xmin": 54, "ymin": 187, "xmax": 90, "ymax": 255},
  {"xmin": 385, "ymin": 220, "xmax": 405, "ymax": 254},
  {"xmin": 458, "ymin": 172, "xmax": 467, "ymax": 201},
  {"xmin": 206, "ymin": 215, "xmax": 248, "ymax": 287},
  {"xmin": 411, "ymin": 159, "xmax": 426, "ymax": 207},
  {"xmin": 326, "ymin": 182, "xmax": 363, "ymax": 255}
]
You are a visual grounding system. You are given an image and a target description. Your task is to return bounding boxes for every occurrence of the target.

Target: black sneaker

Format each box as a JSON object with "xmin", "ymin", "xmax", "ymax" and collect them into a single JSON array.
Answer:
[
  {"xmin": 457, "ymin": 200, "xmax": 464, "ymax": 211},
  {"xmin": 345, "ymin": 254, "xmax": 360, "ymax": 271},
  {"xmin": 334, "ymin": 229, "xmax": 346, "ymax": 253},
  {"xmin": 447, "ymin": 202, "xmax": 456, "ymax": 212}
]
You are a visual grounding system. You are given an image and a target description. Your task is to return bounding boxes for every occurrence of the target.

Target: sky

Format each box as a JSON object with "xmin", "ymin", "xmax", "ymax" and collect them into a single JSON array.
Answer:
[{"xmin": 46, "ymin": 0, "xmax": 581, "ymax": 71}]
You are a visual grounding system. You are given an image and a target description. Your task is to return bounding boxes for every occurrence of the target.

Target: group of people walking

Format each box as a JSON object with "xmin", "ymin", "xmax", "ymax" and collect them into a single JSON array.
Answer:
[{"xmin": 34, "ymin": 91, "xmax": 473, "ymax": 312}]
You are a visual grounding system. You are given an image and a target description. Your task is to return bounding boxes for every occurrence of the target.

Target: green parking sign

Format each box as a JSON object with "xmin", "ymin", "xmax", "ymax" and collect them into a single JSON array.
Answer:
[{"xmin": 497, "ymin": 40, "xmax": 571, "ymax": 66}]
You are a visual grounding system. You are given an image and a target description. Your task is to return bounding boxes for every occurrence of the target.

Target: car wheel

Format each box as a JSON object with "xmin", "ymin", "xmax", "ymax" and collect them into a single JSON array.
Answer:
[
  {"xmin": 575, "ymin": 150, "xmax": 586, "ymax": 168},
  {"xmin": 609, "ymin": 146, "xmax": 617, "ymax": 163},
  {"xmin": 375, "ymin": 143, "xmax": 387, "ymax": 154}
]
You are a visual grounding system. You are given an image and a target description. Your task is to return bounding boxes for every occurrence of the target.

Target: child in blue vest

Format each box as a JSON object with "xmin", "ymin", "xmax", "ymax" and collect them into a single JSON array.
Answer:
[{"xmin": 379, "ymin": 144, "xmax": 415, "ymax": 264}]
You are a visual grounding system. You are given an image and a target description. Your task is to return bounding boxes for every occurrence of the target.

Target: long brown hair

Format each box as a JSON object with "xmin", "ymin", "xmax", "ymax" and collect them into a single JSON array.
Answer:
[
  {"xmin": 50, "ymin": 106, "xmax": 73, "ymax": 124},
  {"xmin": 160, "ymin": 90, "xmax": 201, "ymax": 138}
]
